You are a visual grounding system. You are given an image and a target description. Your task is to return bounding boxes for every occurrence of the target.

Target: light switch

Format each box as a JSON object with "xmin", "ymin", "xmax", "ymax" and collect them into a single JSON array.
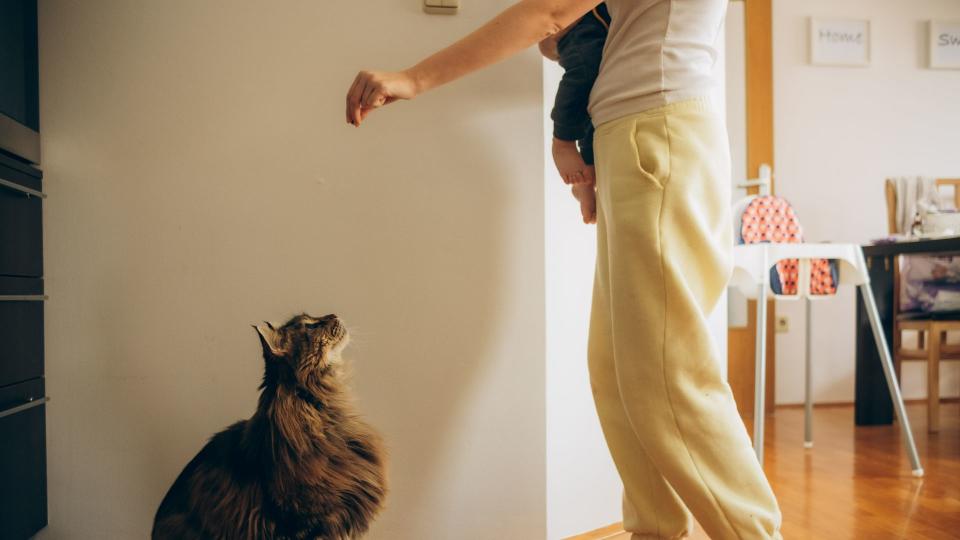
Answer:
[{"xmin": 424, "ymin": 0, "xmax": 458, "ymax": 14}]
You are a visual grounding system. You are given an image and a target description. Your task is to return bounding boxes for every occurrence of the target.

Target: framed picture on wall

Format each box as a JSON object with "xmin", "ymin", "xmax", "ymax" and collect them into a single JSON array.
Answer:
[
  {"xmin": 809, "ymin": 18, "xmax": 871, "ymax": 67},
  {"xmin": 929, "ymin": 21, "xmax": 960, "ymax": 69}
]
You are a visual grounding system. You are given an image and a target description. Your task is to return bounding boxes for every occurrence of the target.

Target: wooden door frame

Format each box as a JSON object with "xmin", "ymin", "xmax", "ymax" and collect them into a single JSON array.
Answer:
[{"xmin": 728, "ymin": 0, "xmax": 776, "ymax": 420}]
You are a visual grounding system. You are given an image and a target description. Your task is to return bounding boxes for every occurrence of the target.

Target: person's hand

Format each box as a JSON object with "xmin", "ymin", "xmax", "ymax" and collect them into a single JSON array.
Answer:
[
  {"xmin": 571, "ymin": 182, "xmax": 597, "ymax": 224},
  {"xmin": 552, "ymin": 138, "xmax": 594, "ymax": 185},
  {"xmin": 538, "ymin": 36, "xmax": 560, "ymax": 61},
  {"xmin": 345, "ymin": 70, "xmax": 419, "ymax": 126},
  {"xmin": 538, "ymin": 18, "xmax": 578, "ymax": 62}
]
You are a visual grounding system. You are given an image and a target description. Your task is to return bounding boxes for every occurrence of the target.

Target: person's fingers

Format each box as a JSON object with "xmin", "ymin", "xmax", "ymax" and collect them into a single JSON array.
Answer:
[
  {"xmin": 367, "ymin": 88, "xmax": 386, "ymax": 109},
  {"xmin": 352, "ymin": 72, "xmax": 378, "ymax": 125},
  {"xmin": 353, "ymin": 79, "xmax": 371, "ymax": 126},
  {"xmin": 360, "ymin": 78, "xmax": 378, "ymax": 108},
  {"xmin": 570, "ymin": 170, "xmax": 585, "ymax": 184},
  {"xmin": 561, "ymin": 173, "xmax": 572, "ymax": 185},
  {"xmin": 346, "ymin": 74, "xmax": 363, "ymax": 125}
]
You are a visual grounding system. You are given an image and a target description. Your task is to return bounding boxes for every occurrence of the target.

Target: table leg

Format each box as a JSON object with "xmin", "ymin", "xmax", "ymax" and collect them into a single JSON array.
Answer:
[{"xmin": 855, "ymin": 255, "xmax": 895, "ymax": 425}]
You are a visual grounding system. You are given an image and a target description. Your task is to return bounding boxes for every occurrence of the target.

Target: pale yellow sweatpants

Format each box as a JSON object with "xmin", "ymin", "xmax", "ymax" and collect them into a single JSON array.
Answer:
[{"xmin": 589, "ymin": 98, "xmax": 783, "ymax": 540}]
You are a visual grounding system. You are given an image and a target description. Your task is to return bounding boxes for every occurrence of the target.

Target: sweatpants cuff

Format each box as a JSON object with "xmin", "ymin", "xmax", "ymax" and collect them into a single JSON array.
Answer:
[{"xmin": 629, "ymin": 532, "xmax": 688, "ymax": 540}]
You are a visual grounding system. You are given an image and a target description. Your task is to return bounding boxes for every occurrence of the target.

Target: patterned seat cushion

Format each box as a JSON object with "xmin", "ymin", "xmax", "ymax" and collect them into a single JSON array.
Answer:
[{"xmin": 740, "ymin": 196, "xmax": 837, "ymax": 296}]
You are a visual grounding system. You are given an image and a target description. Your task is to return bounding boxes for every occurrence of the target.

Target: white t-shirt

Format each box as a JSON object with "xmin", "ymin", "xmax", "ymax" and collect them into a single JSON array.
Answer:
[{"xmin": 588, "ymin": 0, "xmax": 728, "ymax": 127}]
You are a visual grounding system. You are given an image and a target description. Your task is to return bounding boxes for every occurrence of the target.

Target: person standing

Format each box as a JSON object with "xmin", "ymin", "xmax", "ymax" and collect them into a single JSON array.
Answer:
[{"xmin": 345, "ymin": 1, "xmax": 783, "ymax": 538}]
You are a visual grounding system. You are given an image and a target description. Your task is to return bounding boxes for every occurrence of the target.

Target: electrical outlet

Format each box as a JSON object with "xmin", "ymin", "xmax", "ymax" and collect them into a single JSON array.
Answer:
[{"xmin": 775, "ymin": 316, "xmax": 789, "ymax": 333}]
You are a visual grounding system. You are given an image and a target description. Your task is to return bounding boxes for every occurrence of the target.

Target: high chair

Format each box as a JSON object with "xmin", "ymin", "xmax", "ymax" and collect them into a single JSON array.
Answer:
[{"xmin": 730, "ymin": 166, "xmax": 923, "ymax": 476}]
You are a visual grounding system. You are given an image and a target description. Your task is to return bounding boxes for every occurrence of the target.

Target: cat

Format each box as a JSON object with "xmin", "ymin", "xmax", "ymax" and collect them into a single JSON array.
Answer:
[{"xmin": 152, "ymin": 313, "xmax": 387, "ymax": 540}]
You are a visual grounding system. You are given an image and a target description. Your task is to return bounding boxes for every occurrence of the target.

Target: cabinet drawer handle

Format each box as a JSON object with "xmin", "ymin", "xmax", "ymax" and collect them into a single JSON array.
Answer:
[
  {"xmin": 0, "ymin": 177, "xmax": 46, "ymax": 199},
  {"xmin": 0, "ymin": 295, "xmax": 47, "ymax": 302},
  {"xmin": 0, "ymin": 396, "xmax": 49, "ymax": 420}
]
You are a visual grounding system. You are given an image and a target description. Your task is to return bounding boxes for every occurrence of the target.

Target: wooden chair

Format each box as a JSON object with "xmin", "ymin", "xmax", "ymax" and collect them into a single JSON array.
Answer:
[{"xmin": 884, "ymin": 177, "xmax": 960, "ymax": 432}]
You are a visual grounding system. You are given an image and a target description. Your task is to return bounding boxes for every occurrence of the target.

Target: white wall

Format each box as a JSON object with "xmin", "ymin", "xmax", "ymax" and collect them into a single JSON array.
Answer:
[
  {"xmin": 773, "ymin": 0, "xmax": 960, "ymax": 404},
  {"xmin": 38, "ymin": 1, "xmax": 546, "ymax": 538},
  {"xmin": 543, "ymin": 60, "xmax": 621, "ymax": 540}
]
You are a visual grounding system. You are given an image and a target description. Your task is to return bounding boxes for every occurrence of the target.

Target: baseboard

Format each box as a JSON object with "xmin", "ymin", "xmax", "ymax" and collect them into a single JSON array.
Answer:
[
  {"xmin": 776, "ymin": 401, "xmax": 854, "ymax": 409},
  {"xmin": 905, "ymin": 397, "xmax": 960, "ymax": 404},
  {"xmin": 775, "ymin": 397, "xmax": 959, "ymax": 409},
  {"xmin": 564, "ymin": 522, "xmax": 624, "ymax": 540}
]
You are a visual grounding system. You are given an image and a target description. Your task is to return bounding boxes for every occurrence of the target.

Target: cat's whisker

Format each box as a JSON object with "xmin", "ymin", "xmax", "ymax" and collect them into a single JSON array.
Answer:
[{"xmin": 343, "ymin": 326, "xmax": 372, "ymax": 345}]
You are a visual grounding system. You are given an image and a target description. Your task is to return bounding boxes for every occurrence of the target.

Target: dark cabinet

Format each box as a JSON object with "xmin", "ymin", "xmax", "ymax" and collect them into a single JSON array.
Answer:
[
  {"xmin": 0, "ymin": 154, "xmax": 43, "ymax": 277},
  {"xmin": 0, "ymin": 156, "xmax": 47, "ymax": 539},
  {"xmin": 0, "ymin": 379, "xmax": 47, "ymax": 540},
  {"xmin": 0, "ymin": 277, "xmax": 44, "ymax": 388},
  {"xmin": 0, "ymin": 0, "xmax": 46, "ymax": 536}
]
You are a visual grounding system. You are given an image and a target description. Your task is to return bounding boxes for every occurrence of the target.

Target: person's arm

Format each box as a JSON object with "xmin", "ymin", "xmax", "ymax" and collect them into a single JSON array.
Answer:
[
  {"xmin": 550, "ymin": 28, "xmax": 604, "ymax": 144},
  {"xmin": 345, "ymin": 0, "xmax": 604, "ymax": 126},
  {"xmin": 549, "ymin": 21, "xmax": 604, "ymax": 185}
]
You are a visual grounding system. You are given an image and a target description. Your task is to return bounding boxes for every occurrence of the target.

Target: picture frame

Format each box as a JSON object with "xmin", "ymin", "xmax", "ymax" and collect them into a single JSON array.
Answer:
[
  {"xmin": 809, "ymin": 18, "xmax": 871, "ymax": 67},
  {"xmin": 929, "ymin": 20, "xmax": 960, "ymax": 69}
]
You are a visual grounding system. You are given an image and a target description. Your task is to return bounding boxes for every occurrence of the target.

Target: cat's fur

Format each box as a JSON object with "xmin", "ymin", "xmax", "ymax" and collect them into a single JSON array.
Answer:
[{"xmin": 152, "ymin": 313, "xmax": 387, "ymax": 540}]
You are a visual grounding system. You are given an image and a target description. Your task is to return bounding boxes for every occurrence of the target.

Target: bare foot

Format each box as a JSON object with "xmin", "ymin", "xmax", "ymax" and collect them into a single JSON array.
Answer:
[
  {"xmin": 571, "ymin": 183, "xmax": 596, "ymax": 224},
  {"xmin": 552, "ymin": 138, "xmax": 596, "ymax": 185}
]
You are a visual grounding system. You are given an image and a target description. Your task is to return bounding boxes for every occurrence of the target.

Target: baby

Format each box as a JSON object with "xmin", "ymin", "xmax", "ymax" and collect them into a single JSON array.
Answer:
[{"xmin": 540, "ymin": 4, "xmax": 610, "ymax": 224}]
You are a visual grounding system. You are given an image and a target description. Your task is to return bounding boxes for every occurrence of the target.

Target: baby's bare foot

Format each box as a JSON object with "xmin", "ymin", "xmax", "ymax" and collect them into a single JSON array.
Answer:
[{"xmin": 571, "ymin": 184, "xmax": 596, "ymax": 224}]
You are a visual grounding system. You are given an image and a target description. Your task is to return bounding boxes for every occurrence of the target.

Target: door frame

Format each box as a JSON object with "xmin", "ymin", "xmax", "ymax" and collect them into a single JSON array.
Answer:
[{"xmin": 728, "ymin": 0, "xmax": 777, "ymax": 420}]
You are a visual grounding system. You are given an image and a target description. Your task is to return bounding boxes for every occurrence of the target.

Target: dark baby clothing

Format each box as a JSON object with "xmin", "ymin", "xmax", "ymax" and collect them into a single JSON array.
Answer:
[{"xmin": 550, "ymin": 4, "xmax": 610, "ymax": 166}]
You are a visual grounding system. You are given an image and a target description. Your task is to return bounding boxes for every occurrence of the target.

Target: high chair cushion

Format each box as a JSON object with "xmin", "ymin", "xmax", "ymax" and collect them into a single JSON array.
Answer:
[{"xmin": 739, "ymin": 196, "xmax": 837, "ymax": 296}]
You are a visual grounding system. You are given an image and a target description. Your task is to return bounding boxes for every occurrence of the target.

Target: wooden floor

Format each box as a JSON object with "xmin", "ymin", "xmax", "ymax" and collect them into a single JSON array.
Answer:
[{"xmin": 568, "ymin": 402, "xmax": 959, "ymax": 540}]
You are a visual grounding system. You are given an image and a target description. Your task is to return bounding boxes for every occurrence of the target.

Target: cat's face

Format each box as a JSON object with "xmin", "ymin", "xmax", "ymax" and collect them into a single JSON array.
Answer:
[{"xmin": 255, "ymin": 313, "xmax": 349, "ymax": 378}]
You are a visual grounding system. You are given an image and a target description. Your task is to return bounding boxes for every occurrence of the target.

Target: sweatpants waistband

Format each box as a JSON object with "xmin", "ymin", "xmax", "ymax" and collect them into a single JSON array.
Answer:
[{"xmin": 594, "ymin": 96, "xmax": 716, "ymax": 135}]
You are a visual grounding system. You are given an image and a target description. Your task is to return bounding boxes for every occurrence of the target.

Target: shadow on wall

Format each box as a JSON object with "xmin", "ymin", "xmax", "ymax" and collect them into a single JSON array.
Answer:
[{"xmin": 38, "ymin": 1, "xmax": 545, "ymax": 538}]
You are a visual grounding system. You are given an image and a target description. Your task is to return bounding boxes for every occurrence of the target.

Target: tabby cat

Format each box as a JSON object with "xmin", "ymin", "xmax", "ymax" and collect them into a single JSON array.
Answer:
[{"xmin": 152, "ymin": 313, "xmax": 387, "ymax": 540}]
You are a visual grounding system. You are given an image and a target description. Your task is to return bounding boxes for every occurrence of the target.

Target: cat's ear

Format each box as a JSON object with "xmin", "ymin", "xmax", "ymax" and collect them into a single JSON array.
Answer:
[{"xmin": 254, "ymin": 322, "xmax": 284, "ymax": 359}]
